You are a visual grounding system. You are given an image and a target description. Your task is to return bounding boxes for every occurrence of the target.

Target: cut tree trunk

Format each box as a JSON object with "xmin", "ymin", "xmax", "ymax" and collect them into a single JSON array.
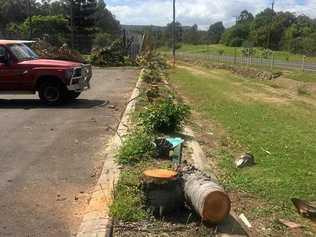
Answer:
[
  {"xmin": 142, "ymin": 169, "xmax": 184, "ymax": 216},
  {"xmin": 182, "ymin": 166, "xmax": 231, "ymax": 224}
]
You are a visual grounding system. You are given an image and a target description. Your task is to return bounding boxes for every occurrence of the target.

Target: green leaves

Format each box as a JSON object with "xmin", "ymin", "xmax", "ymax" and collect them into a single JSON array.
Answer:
[
  {"xmin": 139, "ymin": 99, "xmax": 190, "ymax": 134},
  {"xmin": 117, "ymin": 128, "xmax": 155, "ymax": 165}
]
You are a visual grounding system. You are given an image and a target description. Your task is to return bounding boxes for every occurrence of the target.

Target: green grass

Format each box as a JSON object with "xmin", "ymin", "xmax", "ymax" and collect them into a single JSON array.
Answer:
[
  {"xmin": 110, "ymin": 165, "xmax": 150, "ymax": 222},
  {"xmin": 169, "ymin": 52, "xmax": 316, "ymax": 82},
  {"xmin": 160, "ymin": 44, "xmax": 316, "ymax": 63},
  {"xmin": 285, "ymin": 70, "xmax": 316, "ymax": 82},
  {"xmin": 169, "ymin": 67, "xmax": 316, "ymax": 217}
]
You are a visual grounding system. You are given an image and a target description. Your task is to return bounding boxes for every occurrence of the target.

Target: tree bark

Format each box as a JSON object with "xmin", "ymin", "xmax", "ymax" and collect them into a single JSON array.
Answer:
[{"xmin": 182, "ymin": 166, "xmax": 231, "ymax": 224}]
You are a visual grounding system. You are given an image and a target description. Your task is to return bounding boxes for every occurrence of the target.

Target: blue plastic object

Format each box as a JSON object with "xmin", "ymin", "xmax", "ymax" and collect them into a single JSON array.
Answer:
[{"xmin": 166, "ymin": 137, "xmax": 184, "ymax": 165}]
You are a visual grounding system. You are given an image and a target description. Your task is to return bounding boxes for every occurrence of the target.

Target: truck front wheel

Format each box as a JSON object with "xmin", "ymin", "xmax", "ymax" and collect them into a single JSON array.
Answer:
[{"xmin": 39, "ymin": 81, "xmax": 65, "ymax": 105}]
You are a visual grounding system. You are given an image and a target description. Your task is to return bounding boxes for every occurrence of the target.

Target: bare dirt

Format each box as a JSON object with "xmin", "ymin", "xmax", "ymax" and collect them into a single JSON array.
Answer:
[{"xmin": 0, "ymin": 68, "xmax": 138, "ymax": 237}]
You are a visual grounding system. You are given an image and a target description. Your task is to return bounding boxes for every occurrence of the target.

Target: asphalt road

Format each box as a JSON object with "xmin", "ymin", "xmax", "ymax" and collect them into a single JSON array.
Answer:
[{"xmin": 0, "ymin": 68, "xmax": 138, "ymax": 237}]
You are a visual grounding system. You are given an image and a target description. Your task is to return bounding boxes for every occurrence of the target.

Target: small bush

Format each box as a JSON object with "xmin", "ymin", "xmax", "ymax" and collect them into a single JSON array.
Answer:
[
  {"xmin": 139, "ymin": 99, "xmax": 190, "ymax": 133},
  {"xmin": 117, "ymin": 128, "xmax": 155, "ymax": 165},
  {"xmin": 137, "ymin": 51, "xmax": 169, "ymax": 72},
  {"xmin": 140, "ymin": 68, "xmax": 162, "ymax": 83}
]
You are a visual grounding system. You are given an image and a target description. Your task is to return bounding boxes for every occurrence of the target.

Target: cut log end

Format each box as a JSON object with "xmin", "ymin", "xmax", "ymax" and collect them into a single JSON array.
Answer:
[
  {"xmin": 143, "ymin": 169, "xmax": 177, "ymax": 181},
  {"xmin": 202, "ymin": 191, "xmax": 231, "ymax": 223}
]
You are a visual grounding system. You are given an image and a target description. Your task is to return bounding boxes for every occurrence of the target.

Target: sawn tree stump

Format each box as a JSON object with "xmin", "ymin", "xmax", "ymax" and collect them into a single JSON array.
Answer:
[{"xmin": 142, "ymin": 169, "xmax": 184, "ymax": 216}]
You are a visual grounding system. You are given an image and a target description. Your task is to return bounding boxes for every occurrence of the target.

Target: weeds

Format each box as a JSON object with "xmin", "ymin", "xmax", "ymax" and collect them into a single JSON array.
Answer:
[
  {"xmin": 117, "ymin": 128, "xmax": 156, "ymax": 165},
  {"xmin": 110, "ymin": 168, "xmax": 149, "ymax": 221}
]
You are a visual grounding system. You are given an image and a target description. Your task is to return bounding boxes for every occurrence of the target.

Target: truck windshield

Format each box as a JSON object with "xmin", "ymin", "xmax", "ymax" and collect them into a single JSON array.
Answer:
[{"xmin": 9, "ymin": 44, "xmax": 38, "ymax": 61}]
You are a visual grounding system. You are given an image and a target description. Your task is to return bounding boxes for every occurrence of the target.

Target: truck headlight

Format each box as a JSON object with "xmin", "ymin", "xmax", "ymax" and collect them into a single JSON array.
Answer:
[{"xmin": 65, "ymin": 69, "xmax": 74, "ymax": 80}]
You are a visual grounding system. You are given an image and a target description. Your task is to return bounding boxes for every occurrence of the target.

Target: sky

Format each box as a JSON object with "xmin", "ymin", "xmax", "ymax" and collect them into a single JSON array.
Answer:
[{"xmin": 106, "ymin": 0, "xmax": 316, "ymax": 29}]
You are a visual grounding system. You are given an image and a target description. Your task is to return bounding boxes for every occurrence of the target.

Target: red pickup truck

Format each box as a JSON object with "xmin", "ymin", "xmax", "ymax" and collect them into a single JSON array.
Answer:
[{"xmin": 0, "ymin": 40, "xmax": 92, "ymax": 105}]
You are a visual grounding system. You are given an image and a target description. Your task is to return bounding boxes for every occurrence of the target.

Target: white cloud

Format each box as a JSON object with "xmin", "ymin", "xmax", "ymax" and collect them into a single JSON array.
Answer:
[{"xmin": 108, "ymin": 0, "xmax": 316, "ymax": 30}]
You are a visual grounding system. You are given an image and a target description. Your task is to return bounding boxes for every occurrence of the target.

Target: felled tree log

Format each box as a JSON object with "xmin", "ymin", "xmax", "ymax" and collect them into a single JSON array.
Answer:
[{"xmin": 182, "ymin": 166, "xmax": 231, "ymax": 224}]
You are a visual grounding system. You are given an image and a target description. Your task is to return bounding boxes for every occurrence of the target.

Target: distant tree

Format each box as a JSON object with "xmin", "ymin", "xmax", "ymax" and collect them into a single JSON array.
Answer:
[
  {"xmin": 0, "ymin": 0, "xmax": 36, "ymax": 25},
  {"xmin": 221, "ymin": 10, "xmax": 253, "ymax": 47},
  {"xmin": 221, "ymin": 23, "xmax": 251, "ymax": 47},
  {"xmin": 22, "ymin": 15, "xmax": 69, "ymax": 45},
  {"xmin": 249, "ymin": 8, "xmax": 275, "ymax": 48},
  {"xmin": 94, "ymin": 0, "xmax": 120, "ymax": 35},
  {"xmin": 183, "ymin": 24, "xmax": 201, "ymax": 45},
  {"xmin": 164, "ymin": 21, "xmax": 183, "ymax": 48},
  {"xmin": 64, "ymin": 0, "xmax": 97, "ymax": 51},
  {"xmin": 282, "ymin": 15, "xmax": 316, "ymax": 54},
  {"xmin": 270, "ymin": 12, "xmax": 296, "ymax": 49},
  {"xmin": 207, "ymin": 21, "xmax": 225, "ymax": 44},
  {"xmin": 237, "ymin": 10, "xmax": 254, "ymax": 24}
]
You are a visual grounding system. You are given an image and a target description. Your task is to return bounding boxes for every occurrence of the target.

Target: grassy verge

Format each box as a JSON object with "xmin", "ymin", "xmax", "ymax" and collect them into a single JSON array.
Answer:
[
  {"xmin": 170, "ymin": 53, "xmax": 316, "ymax": 83},
  {"xmin": 110, "ymin": 52, "xmax": 191, "ymax": 225},
  {"xmin": 284, "ymin": 70, "xmax": 316, "ymax": 83},
  {"xmin": 110, "ymin": 164, "xmax": 149, "ymax": 222},
  {"xmin": 169, "ymin": 66, "xmax": 316, "ymax": 232},
  {"xmin": 160, "ymin": 44, "xmax": 316, "ymax": 63}
]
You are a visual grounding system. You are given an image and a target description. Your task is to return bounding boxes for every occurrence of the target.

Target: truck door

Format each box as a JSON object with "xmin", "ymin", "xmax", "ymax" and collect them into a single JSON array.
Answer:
[
  {"xmin": 0, "ymin": 46, "xmax": 31, "ymax": 91},
  {"xmin": 0, "ymin": 46, "xmax": 13, "ymax": 90}
]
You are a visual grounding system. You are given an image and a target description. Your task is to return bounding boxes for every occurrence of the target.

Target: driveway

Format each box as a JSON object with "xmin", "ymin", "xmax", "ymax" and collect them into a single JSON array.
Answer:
[{"xmin": 0, "ymin": 68, "xmax": 138, "ymax": 237}]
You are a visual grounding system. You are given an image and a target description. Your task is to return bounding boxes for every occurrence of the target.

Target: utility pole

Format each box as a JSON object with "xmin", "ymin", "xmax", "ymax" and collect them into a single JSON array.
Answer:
[
  {"xmin": 233, "ymin": 16, "xmax": 238, "ymax": 24},
  {"xmin": 28, "ymin": 0, "xmax": 33, "ymax": 39},
  {"xmin": 70, "ymin": 0, "xmax": 75, "ymax": 49},
  {"xmin": 266, "ymin": 0, "xmax": 275, "ymax": 49},
  {"xmin": 172, "ymin": 0, "xmax": 176, "ymax": 67}
]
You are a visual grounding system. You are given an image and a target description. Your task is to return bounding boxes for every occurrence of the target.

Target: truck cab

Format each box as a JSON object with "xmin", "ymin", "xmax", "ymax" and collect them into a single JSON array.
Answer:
[{"xmin": 0, "ymin": 40, "xmax": 92, "ymax": 105}]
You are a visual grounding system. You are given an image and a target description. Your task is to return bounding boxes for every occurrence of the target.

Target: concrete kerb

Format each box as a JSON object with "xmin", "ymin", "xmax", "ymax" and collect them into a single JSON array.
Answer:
[{"xmin": 76, "ymin": 73, "xmax": 142, "ymax": 237}]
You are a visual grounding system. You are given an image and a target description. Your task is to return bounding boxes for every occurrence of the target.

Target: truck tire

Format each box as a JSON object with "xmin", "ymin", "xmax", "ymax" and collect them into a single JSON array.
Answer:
[
  {"xmin": 66, "ymin": 91, "xmax": 81, "ymax": 100},
  {"xmin": 39, "ymin": 81, "xmax": 65, "ymax": 105}
]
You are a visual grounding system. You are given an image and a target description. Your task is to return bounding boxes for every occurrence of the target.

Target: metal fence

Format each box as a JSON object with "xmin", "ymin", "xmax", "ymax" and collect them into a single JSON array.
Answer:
[{"xmin": 176, "ymin": 52, "xmax": 316, "ymax": 72}]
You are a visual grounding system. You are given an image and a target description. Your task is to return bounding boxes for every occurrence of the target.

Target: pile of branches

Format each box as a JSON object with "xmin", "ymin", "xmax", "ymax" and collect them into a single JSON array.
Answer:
[
  {"xmin": 32, "ymin": 40, "xmax": 85, "ymax": 63},
  {"xmin": 90, "ymin": 39, "xmax": 136, "ymax": 67}
]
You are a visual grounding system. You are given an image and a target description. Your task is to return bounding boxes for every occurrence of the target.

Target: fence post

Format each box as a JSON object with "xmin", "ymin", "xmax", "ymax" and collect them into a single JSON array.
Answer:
[
  {"xmin": 234, "ymin": 48, "xmax": 237, "ymax": 64},
  {"xmin": 270, "ymin": 53, "xmax": 274, "ymax": 71},
  {"xmin": 301, "ymin": 55, "xmax": 306, "ymax": 72}
]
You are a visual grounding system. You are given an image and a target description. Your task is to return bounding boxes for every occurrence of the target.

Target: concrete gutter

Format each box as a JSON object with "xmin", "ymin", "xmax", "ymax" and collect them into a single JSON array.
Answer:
[{"xmin": 77, "ymin": 74, "xmax": 142, "ymax": 237}]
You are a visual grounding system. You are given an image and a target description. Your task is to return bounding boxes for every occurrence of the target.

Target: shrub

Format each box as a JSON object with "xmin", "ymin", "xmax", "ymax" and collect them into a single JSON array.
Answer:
[
  {"xmin": 137, "ymin": 51, "xmax": 169, "ymax": 71},
  {"xmin": 139, "ymin": 99, "xmax": 190, "ymax": 133},
  {"xmin": 117, "ymin": 128, "xmax": 155, "ymax": 165},
  {"xmin": 140, "ymin": 68, "xmax": 162, "ymax": 83}
]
